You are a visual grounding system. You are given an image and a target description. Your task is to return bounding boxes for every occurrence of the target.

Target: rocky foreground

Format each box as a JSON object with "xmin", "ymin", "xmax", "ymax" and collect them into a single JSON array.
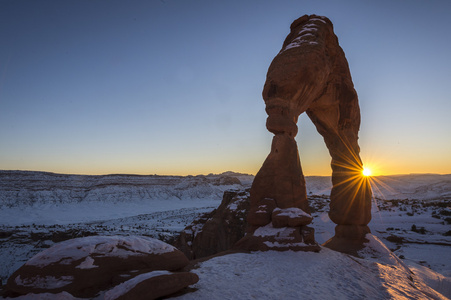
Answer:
[
  {"xmin": 1, "ymin": 187, "xmax": 451, "ymax": 299},
  {"xmin": 1, "ymin": 171, "xmax": 451, "ymax": 298}
]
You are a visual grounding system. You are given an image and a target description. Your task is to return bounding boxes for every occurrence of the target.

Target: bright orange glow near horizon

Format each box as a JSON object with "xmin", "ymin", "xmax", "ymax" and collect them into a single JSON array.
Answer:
[{"xmin": 3, "ymin": 154, "xmax": 448, "ymax": 177}]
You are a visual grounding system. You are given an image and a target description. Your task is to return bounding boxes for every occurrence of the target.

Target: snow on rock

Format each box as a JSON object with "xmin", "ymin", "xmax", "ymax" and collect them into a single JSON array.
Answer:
[
  {"xmin": 262, "ymin": 241, "xmax": 309, "ymax": 249},
  {"xmin": 235, "ymin": 223, "xmax": 319, "ymax": 253},
  {"xmin": 173, "ymin": 248, "xmax": 448, "ymax": 300},
  {"xmin": 26, "ymin": 236, "xmax": 176, "ymax": 267},
  {"xmin": 405, "ymin": 261, "xmax": 451, "ymax": 299},
  {"xmin": 226, "ymin": 193, "xmax": 248, "ymax": 212},
  {"xmin": 75, "ymin": 256, "xmax": 97, "ymax": 269},
  {"xmin": 272, "ymin": 207, "xmax": 311, "ymax": 218},
  {"xmin": 253, "ymin": 224, "xmax": 296, "ymax": 239},
  {"xmin": 358, "ymin": 234, "xmax": 408, "ymax": 268},
  {"xmin": 279, "ymin": 16, "xmax": 329, "ymax": 53},
  {"xmin": 282, "ymin": 31, "xmax": 319, "ymax": 52},
  {"xmin": 104, "ymin": 270, "xmax": 199, "ymax": 300},
  {"xmin": 2, "ymin": 171, "xmax": 451, "ymax": 298},
  {"xmin": 271, "ymin": 207, "xmax": 313, "ymax": 227},
  {"xmin": 104, "ymin": 271, "xmax": 171, "ymax": 299},
  {"xmin": 5, "ymin": 236, "xmax": 190, "ymax": 298},
  {"xmin": 357, "ymin": 235, "xmax": 451, "ymax": 298},
  {"xmin": 281, "ymin": 25, "xmax": 320, "ymax": 53},
  {"xmin": 174, "ymin": 190, "xmax": 250, "ymax": 260}
]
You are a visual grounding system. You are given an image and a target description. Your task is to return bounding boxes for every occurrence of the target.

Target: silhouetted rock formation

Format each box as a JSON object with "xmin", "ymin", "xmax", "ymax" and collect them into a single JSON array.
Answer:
[
  {"xmin": 5, "ymin": 236, "xmax": 197, "ymax": 299},
  {"xmin": 240, "ymin": 14, "xmax": 372, "ymax": 255},
  {"xmin": 175, "ymin": 190, "xmax": 250, "ymax": 260}
]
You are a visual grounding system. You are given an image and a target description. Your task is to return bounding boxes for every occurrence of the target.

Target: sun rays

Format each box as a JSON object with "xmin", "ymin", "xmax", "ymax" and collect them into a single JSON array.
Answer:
[{"xmin": 302, "ymin": 120, "xmax": 399, "ymax": 221}]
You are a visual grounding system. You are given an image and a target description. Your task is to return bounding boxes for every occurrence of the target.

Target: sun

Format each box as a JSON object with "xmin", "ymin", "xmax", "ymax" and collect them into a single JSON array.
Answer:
[{"xmin": 362, "ymin": 168, "xmax": 372, "ymax": 177}]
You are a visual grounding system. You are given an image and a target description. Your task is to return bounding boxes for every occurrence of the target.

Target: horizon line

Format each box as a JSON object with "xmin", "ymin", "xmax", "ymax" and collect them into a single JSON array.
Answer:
[{"xmin": 1, "ymin": 169, "xmax": 450, "ymax": 178}]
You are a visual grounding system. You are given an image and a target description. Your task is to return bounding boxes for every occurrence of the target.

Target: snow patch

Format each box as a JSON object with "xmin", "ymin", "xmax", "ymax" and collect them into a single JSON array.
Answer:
[
  {"xmin": 281, "ymin": 22, "xmax": 322, "ymax": 53},
  {"xmin": 26, "ymin": 236, "xmax": 175, "ymax": 267},
  {"xmin": 310, "ymin": 17, "xmax": 327, "ymax": 24},
  {"xmin": 358, "ymin": 234, "xmax": 409, "ymax": 270},
  {"xmin": 283, "ymin": 38, "xmax": 318, "ymax": 52},
  {"xmin": 104, "ymin": 270, "xmax": 172, "ymax": 300},
  {"xmin": 273, "ymin": 207, "xmax": 311, "ymax": 218},
  {"xmin": 190, "ymin": 223, "xmax": 204, "ymax": 238},
  {"xmin": 263, "ymin": 241, "xmax": 307, "ymax": 248},
  {"xmin": 173, "ymin": 249, "xmax": 446, "ymax": 300},
  {"xmin": 75, "ymin": 256, "xmax": 98, "ymax": 269},
  {"xmin": 253, "ymin": 224, "xmax": 295, "ymax": 238},
  {"xmin": 226, "ymin": 196, "xmax": 247, "ymax": 211},
  {"xmin": 405, "ymin": 261, "xmax": 451, "ymax": 298}
]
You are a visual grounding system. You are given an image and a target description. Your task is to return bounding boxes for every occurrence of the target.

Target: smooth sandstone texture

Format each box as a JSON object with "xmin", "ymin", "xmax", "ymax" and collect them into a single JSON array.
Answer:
[
  {"xmin": 104, "ymin": 271, "xmax": 199, "ymax": 300},
  {"xmin": 245, "ymin": 14, "xmax": 372, "ymax": 253},
  {"xmin": 5, "ymin": 236, "xmax": 190, "ymax": 298}
]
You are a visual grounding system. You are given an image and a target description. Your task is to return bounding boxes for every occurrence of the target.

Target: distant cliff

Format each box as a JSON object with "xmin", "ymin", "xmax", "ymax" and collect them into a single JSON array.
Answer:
[
  {"xmin": 0, "ymin": 171, "xmax": 253, "ymax": 208},
  {"xmin": 1, "ymin": 171, "xmax": 450, "ymax": 210}
]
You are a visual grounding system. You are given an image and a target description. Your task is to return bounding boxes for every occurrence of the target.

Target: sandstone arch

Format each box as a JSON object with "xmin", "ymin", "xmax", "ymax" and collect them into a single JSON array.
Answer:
[{"xmin": 241, "ymin": 15, "xmax": 372, "ymax": 255}]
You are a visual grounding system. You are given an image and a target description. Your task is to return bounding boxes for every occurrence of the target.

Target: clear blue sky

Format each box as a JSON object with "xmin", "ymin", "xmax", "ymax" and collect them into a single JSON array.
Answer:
[{"xmin": 1, "ymin": 0, "xmax": 450, "ymax": 176}]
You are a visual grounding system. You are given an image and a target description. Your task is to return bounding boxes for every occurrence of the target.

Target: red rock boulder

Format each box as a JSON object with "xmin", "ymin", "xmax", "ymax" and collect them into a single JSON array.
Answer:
[
  {"xmin": 5, "ymin": 236, "xmax": 189, "ymax": 298},
  {"xmin": 104, "ymin": 271, "xmax": 199, "ymax": 300}
]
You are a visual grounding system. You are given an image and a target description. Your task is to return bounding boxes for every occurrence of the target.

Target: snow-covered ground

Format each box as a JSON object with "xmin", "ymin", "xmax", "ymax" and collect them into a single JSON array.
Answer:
[
  {"xmin": 1, "ymin": 171, "xmax": 450, "ymax": 299},
  {"xmin": 312, "ymin": 196, "xmax": 451, "ymax": 276},
  {"xmin": 173, "ymin": 245, "xmax": 448, "ymax": 300},
  {"xmin": 0, "ymin": 171, "xmax": 252, "ymax": 285},
  {"xmin": 0, "ymin": 171, "xmax": 253, "ymax": 225}
]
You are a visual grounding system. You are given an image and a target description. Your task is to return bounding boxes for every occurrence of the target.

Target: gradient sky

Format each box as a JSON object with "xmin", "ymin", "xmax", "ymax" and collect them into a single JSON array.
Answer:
[{"xmin": 1, "ymin": 0, "xmax": 450, "ymax": 176}]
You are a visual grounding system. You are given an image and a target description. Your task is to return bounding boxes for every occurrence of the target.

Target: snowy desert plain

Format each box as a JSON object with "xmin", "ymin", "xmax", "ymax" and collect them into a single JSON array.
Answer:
[{"xmin": 0, "ymin": 170, "xmax": 450, "ymax": 299}]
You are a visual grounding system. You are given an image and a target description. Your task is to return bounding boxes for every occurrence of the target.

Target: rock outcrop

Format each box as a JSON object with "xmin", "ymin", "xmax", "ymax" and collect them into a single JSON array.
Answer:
[
  {"xmin": 175, "ymin": 188, "xmax": 321, "ymax": 257},
  {"xmin": 5, "ymin": 236, "xmax": 197, "ymax": 298},
  {"xmin": 239, "ymin": 14, "xmax": 372, "ymax": 254},
  {"xmin": 174, "ymin": 189, "xmax": 250, "ymax": 260},
  {"xmin": 104, "ymin": 271, "xmax": 199, "ymax": 300}
]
